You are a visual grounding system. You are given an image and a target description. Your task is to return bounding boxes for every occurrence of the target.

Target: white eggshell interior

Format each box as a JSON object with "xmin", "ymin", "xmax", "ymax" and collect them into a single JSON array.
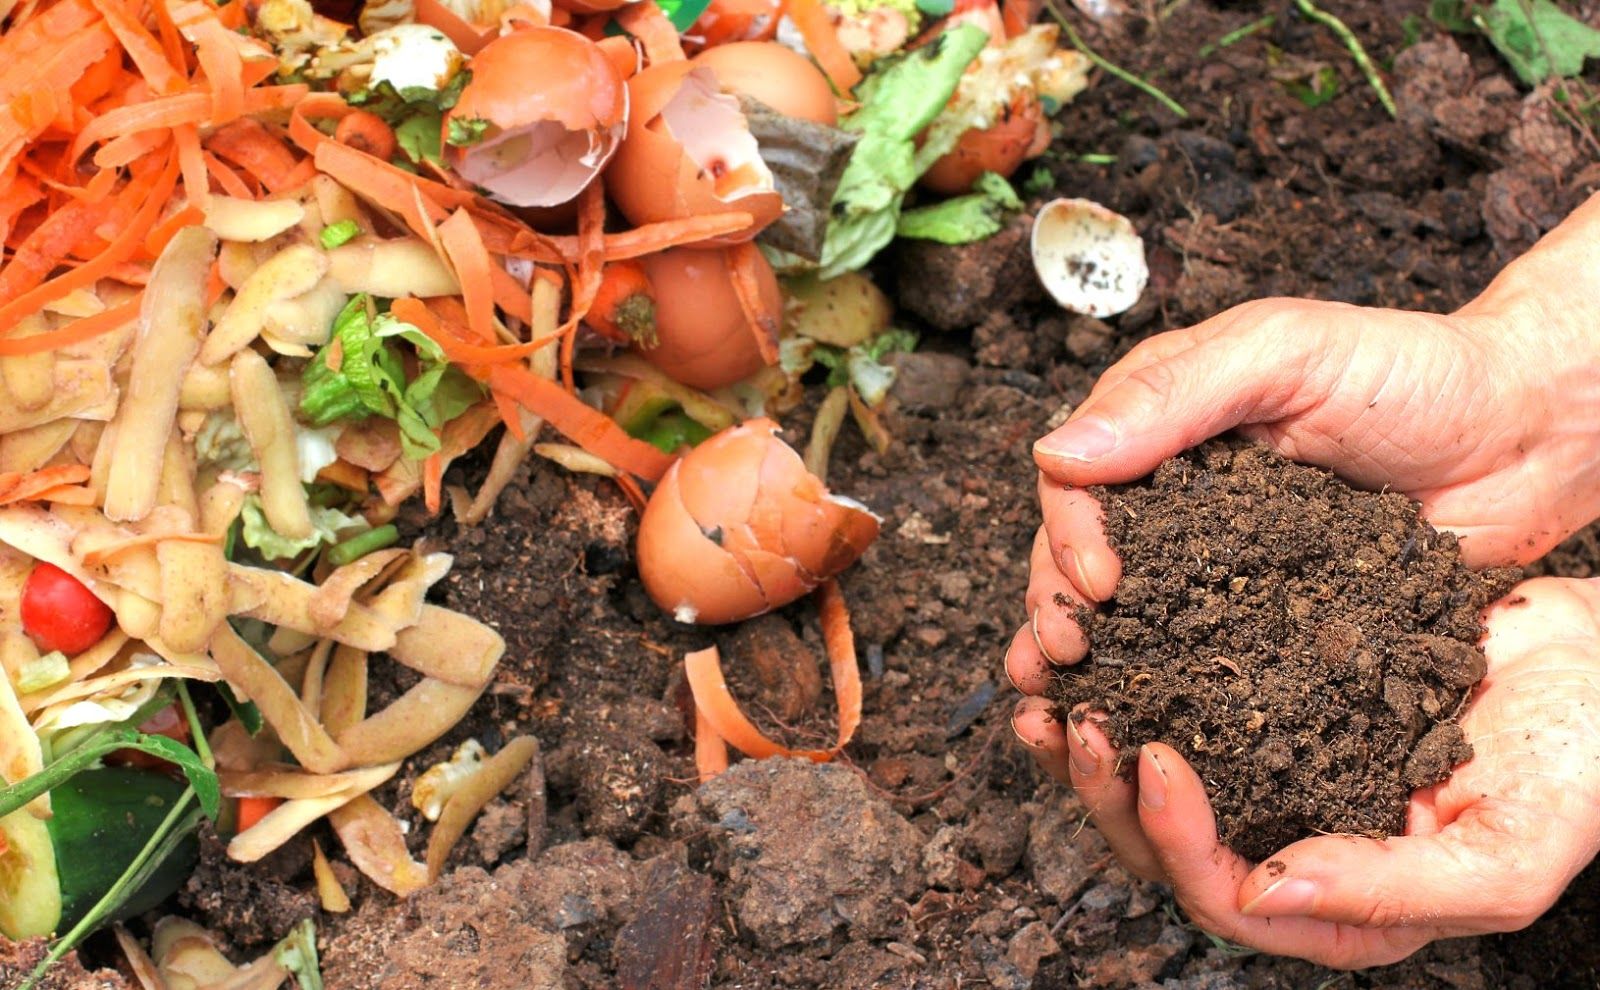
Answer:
[{"xmin": 1031, "ymin": 197, "xmax": 1148, "ymax": 318}]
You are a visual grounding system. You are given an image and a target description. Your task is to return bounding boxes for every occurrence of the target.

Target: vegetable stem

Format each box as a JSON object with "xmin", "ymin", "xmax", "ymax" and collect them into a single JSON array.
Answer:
[
  {"xmin": 327, "ymin": 524, "xmax": 401, "ymax": 567},
  {"xmin": 1044, "ymin": 0, "xmax": 1190, "ymax": 118},
  {"xmin": 176, "ymin": 681, "xmax": 213, "ymax": 769},
  {"xmin": 1199, "ymin": 14, "xmax": 1275, "ymax": 57},
  {"xmin": 1291, "ymin": 0, "xmax": 1397, "ymax": 118}
]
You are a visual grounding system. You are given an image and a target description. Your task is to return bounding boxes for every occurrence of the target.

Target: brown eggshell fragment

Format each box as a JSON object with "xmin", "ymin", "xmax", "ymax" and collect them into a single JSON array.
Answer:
[
  {"xmin": 444, "ymin": 27, "xmax": 628, "ymax": 208},
  {"xmin": 636, "ymin": 459, "xmax": 767, "ymax": 624},
  {"xmin": 920, "ymin": 90, "xmax": 1045, "ymax": 195},
  {"xmin": 691, "ymin": 42, "xmax": 838, "ymax": 126},
  {"xmin": 636, "ymin": 419, "xmax": 879, "ymax": 625},
  {"xmin": 605, "ymin": 62, "xmax": 784, "ymax": 244},
  {"xmin": 634, "ymin": 245, "xmax": 780, "ymax": 390}
]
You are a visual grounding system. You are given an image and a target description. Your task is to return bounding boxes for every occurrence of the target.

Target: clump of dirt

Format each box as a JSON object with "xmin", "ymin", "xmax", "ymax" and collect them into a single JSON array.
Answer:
[{"xmin": 1052, "ymin": 439, "xmax": 1520, "ymax": 862}]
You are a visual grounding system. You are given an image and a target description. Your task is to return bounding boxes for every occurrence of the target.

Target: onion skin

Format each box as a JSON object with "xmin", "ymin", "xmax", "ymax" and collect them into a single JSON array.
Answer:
[
  {"xmin": 920, "ymin": 90, "xmax": 1046, "ymax": 195},
  {"xmin": 634, "ymin": 245, "xmax": 778, "ymax": 390},
  {"xmin": 604, "ymin": 62, "xmax": 784, "ymax": 244},
  {"xmin": 637, "ymin": 419, "xmax": 879, "ymax": 625}
]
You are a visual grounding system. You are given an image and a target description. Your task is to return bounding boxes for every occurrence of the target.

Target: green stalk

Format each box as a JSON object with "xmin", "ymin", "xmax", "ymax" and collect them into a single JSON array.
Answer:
[
  {"xmin": 1292, "ymin": 0, "xmax": 1397, "ymax": 118},
  {"xmin": 1044, "ymin": 0, "xmax": 1190, "ymax": 118},
  {"xmin": 327, "ymin": 524, "xmax": 400, "ymax": 566}
]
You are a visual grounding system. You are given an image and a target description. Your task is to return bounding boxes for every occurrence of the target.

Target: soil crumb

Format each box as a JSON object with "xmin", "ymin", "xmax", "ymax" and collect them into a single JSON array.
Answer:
[{"xmin": 1052, "ymin": 439, "xmax": 1519, "ymax": 862}]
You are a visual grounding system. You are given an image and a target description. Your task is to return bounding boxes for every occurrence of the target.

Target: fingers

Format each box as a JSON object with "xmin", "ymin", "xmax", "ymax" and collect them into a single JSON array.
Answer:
[
  {"xmin": 1134, "ymin": 744, "xmax": 1433, "ymax": 967},
  {"xmin": 1033, "ymin": 300, "xmax": 1335, "ymax": 487},
  {"xmin": 1011, "ymin": 696, "xmax": 1072, "ymax": 783},
  {"xmin": 1038, "ymin": 478, "xmax": 1121, "ymax": 602},
  {"xmin": 1233, "ymin": 803, "xmax": 1572, "ymax": 934},
  {"xmin": 1068, "ymin": 713, "xmax": 1163, "ymax": 880},
  {"xmin": 1025, "ymin": 526, "xmax": 1092, "ymax": 662}
]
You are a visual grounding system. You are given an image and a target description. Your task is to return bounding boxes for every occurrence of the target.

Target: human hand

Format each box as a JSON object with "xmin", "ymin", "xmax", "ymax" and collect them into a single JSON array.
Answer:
[{"xmin": 1013, "ymin": 576, "xmax": 1600, "ymax": 969}]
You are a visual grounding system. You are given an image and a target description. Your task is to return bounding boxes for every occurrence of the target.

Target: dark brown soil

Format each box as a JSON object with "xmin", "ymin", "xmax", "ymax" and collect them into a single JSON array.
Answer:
[{"xmin": 1051, "ymin": 439, "xmax": 1521, "ymax": 861}]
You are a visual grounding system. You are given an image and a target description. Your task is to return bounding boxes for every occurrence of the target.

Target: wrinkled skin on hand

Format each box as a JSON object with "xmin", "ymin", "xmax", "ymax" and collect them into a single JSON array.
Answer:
[
  {"xmin": 1016, "ymin": 577, "xmax": 1600, "ymax": 968},
  {"xmin": 1008, "ymin": 193, "xmax": 1600, "ymax": 967}
]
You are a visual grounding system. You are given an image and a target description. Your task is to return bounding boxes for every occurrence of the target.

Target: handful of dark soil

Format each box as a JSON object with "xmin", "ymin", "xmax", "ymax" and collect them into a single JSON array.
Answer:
[{"xmin": 1051, "ymin": 439, "xmax": 1520, "ymax": 862}]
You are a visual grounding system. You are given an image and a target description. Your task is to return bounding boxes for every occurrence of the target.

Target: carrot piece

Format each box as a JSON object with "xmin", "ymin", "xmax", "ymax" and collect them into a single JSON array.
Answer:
[
  {"xmin": 559, "ymin": 181, "xmax": 608, "ymax": 390},
  {"xmin": 185, "ymin": 15, "xmax": 246, "ymax": 124},
  {"xmin": 489, "ymin": 362, "xmax": 675, "ymax": 481},
  {"xmin": 87, "ymin": 0, "xmax": 184, "ymax": 94},
  {"xmin": 552, "ymin": 211, "xmax": 758, "ymax": 262},
  {"xmin": 29, "ymin": 485, "xmax": 99, "ymax": 506},
  {"xmin": 311, "ymin": 140, "xmax": 451, "ymax": 239},
  {"xmin": 0, "ymin": 198, "xmax": 115, "ymax": 304},
  {"xmin": 423, "ymin": 451, "xmax": 444, "ymax": 515},
  {"xmin": 334, "ymin": 110, "xmax": 397, "ymax": 161},
  {"xmin": 1000, "ymin": 0, "xmax": 1038, "ymax": 38},
  {"xmin": 0, "ymin": 148, "xmax": 178, "ymax": 331},
  {"xmin": 174, "ymin": 123, "xmax": 209, "ymax": 208},
  {"xmin": 202, "ymin": 151, "xmax": 255, "ymax": 199},
  {"xmin": 616, "ymin": 0, "xmax": 686, "ymax": 63},
  {"xmin": 815, "ymin": 578, "xmax": 862, "ymax": 751},
  {"xmin": 236, "ymin": 796, "xmax": 283, "ymax": 833},
  {"xmin": 205, "ymin": 119, "xmax": 301, "ymax": 192},
  {"xmin": 782, "ymin": 0, "xmax": 861, "ymax": 93},
  {"xmin": 0, "ymin": 24, "xmax": 117, "ymax": 176},
  {"xmin": 693, "ymin": 703, "xmax": 731, "ymax": 782},
  {"xmin": 438, "ymin": 210, "xmax": 497, "ymax": 344},
  {"xmin": 728, "ymin": 240, "xmax": 779, "ymax": 364},
  {"xmin": 395, "ymin": 298, "xmax": 559, "ymax": 366},
  {"xmin": 69, "ymin": 91, "xmax": 210, "ymax": 163},
  {"xmin": 0, "ymin": 296, "xmax": 138, "ymax": 356},
  {"xmin": 0, "ymin": 174, "xmax": 44, "ymax": 246},
  {"xmin": 92, "ymin": 129, "xmax": 171, "ymax": 169},
  {"xmin": 145, "ymin": 204, "xmax": 205, "ymax": 257},
  {"xmin": 0, "ymin": 464, "xmax": 92, "ymax": 505},
  {"xmin": 584, "ymin": 260, "xmax": 655, "ymax": 344}
]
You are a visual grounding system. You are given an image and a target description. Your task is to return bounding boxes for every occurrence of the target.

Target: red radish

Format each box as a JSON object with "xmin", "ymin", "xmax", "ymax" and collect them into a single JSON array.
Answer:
[{"xmin": 20, "ymin": 562, "xmax": 113, "ymax": 655}]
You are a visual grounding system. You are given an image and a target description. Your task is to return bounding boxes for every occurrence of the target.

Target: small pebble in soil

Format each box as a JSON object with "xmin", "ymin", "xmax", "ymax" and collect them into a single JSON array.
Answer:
[{"xmin": 1052, "ymin": 438, "xmax": 1520, "ymax": 862}]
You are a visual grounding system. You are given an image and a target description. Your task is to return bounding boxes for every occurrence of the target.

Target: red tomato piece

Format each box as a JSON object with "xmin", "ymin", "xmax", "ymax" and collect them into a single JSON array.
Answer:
[{"xmin": 19, "ymin": 562, "xmax": 114, "ymax": 656}]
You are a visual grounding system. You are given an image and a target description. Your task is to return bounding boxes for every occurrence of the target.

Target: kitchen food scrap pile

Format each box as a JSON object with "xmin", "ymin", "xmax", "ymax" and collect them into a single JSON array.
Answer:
[{"xmin": 1, "ymin": 0, "xmax": 1599, "ymax": 985}]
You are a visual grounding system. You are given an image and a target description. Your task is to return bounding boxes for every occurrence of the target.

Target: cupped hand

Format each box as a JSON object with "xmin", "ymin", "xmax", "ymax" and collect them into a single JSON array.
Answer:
[{"xmin": 1013, "ymin": 576, "xmax": 1600, "ymax": 969}]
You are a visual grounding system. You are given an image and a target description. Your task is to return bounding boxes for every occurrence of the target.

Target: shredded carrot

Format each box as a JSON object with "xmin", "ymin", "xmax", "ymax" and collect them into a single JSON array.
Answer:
[
  {"xmin": 423, "ymin": 451, "xmax": 445, "ymax": 515},
  {"xmin": 208, "ymin": 118, "xmax": 301, "ymax": 193},
  {"xmin": 615, "ymin": 473, "xmax": 647, "ymax": 514},
  {"xmin": 684, "ymin": 579, "xmax": 862, "ymax": 768},
  {"xmin": 185, "ymin": 14, "xmax": 246, "ymax": 125},
  {"xmin": 487, "ymin": 363, "xmax": 675, "ymax": 481},
  {"xmin": 202, "ymin": 151, "xmax": 255, "ymax": 199},
  {"xmin": 393, "ymin": 298, "xmax": 559, "ymax": 366},
  {"xmin": 29, "ymin": 484, "xmax": 99, "ymax": 506},
  {"xmin": 0, "ymin": 198, "xmax": 116, "ymax": 307},
  {"xmin": 174, "ymin": 123, "xmax": 209, "ymax": 209},
  {"xmin": 693, "ymin": 703, "xmax": 731, "ymax": 783},
  {"xmin": 86, "ymin": 0, "xmax": 183, "ymax": 94},
  {"xmin": 92, "ymin": 129, "xmax": 170, "ymax": 169},
  {"xmin": 548, "ymin": 212, "xmax": 758, "ymax": 262},
  {"xmin": 438, "ymin": 210, "xmax": 497, "ymax": 344},
  {"xmin": 0, "ymin": 148, "xmax": 178, "ymax": 332},
  {"xmin": 728, "ymin": 241, "xmax": 779, "ymax": 364},
  {"xmin": 560, "ymin": 181, "xmax": 608, "ymax": 391},
  {"xmin": 616, "ymin": 0, "xmax": 687, "ymax": 63},
  {"xmin": 0, "ymin": 296, "xmax": 139, "ymax": 356},
  {"xmin": 782, "ymin": 0, "xmax": 862, "ymax": 93},
  {"xmin": 0, "ymin": 464, "xmax": 92, "ymax": 505},
  {"xmin": 1000, "ymin": 0, "xmax": 1037, "ymax": 38},
  {"xmin": 144, "ymin": 204, "xmax": 205, "ymax": 257}
]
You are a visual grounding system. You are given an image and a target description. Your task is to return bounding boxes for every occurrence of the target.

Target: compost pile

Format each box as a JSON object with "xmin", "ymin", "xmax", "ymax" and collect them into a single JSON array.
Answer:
[{"xmin": 1053, "ymin": 439, "xmax": 1521, "ymax": 861}]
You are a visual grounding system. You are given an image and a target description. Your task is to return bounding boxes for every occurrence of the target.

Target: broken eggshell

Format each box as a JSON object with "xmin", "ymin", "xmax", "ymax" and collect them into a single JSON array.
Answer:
[
  {"xmin": 443, "ymin": 27, "xmax": 627, "ymax": 208},
  {"xmin": 1031, "ymin": 197, "xmax": 1148, "ymax": 318},
  {"xmin": 605, "ymin": 62, "xmax": 784, "ymax": 244},
  {"xmin": 636, "ymin": 245, "xmax": 781, "ymax": 391},
  {"xmin": 636, "ymin": 419, "xmax": 879, "ymax": 625}
]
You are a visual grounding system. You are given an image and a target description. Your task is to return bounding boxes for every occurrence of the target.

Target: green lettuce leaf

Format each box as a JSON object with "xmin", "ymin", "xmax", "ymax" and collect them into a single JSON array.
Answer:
[
  {"xmin": 816, "ymin": 23, "xmax": 989, "ymax": 279},
  {"xmin": 896, "ymin": 171, "xmax": 1023, "ymax": 243},
  {"xmin": 1476, "ymin": 0, "xmax": 1600, "ymax": 84},
  {"xmin": 239, "ymin": 495, "xmax": 366, "ymax": 562},
  {"xmin": 300, "ymin": 295, "xmax": 484, "ymax": 461}
]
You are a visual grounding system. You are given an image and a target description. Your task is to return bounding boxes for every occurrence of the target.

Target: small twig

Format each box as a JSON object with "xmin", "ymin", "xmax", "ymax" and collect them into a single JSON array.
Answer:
[
  {"xmin": 1044, "ymin": 0, "xmax": 1190, "ymax": 118},
  {"xmin": 1292, "ymin": 0, "xmax": 1397, "ymax": 118}
]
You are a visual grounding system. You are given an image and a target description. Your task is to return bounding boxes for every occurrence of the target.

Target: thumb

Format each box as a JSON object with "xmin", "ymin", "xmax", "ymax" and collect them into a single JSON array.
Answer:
[
  {"xmin": 1033, "ymin": 308, "xmax": 1329, "ymax": 487},
  {"xmin": 1236, "ymin": 805, "xmax": 1571, "ymax": 932}
]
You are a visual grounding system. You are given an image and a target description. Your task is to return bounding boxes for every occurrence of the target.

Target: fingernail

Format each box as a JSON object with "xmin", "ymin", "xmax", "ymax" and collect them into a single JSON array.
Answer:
[
  {"xmin": 1066, "ymin": 718, "xmax": 1099, "ymax": 777},
  {"xmin": 1003, "ymin": 642, "xmax": 1023, "ymax": 692},
  {"xmin": 1060, "ymin": 547, "xmax": 1103, "ymax": 603},
  {"xmin": 1036, "ymin": 417, "xmax": 1119, "ymax": 463},
  {"xmin": 1138, "ymin": 746, "xmax": 1168, "ymax": 811},
  {"xmin": 1241, "ymin": 878, "xmax": 1320, "ymax": 918},
  {"xmin": 1030, "ymin": 608, "xmax": 1060, "ymax": 665}
]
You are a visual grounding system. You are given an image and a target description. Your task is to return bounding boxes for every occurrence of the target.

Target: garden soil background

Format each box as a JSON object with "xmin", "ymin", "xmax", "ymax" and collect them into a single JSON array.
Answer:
[{"xmin": 20, "ymin": 0, "xmax": 1600, "ymax": 986}]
